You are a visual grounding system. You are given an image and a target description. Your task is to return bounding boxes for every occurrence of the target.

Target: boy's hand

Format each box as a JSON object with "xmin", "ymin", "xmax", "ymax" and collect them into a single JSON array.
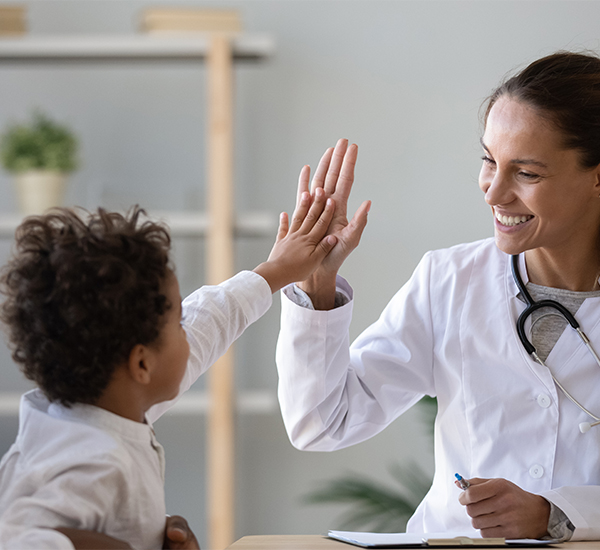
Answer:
[
  {"xmin": 254, "ymin": 172, "xmax": 338, "ymax": 293},
  {"xmin": 163, "ymin": 515, "xmax": 200, "ymax": 549}
]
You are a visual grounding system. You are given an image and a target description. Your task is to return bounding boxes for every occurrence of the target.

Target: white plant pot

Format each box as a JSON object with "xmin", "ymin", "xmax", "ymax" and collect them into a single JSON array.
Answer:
[{"xmin": 14, "ymin": 170, "xmax": 67, "ymax": 216}]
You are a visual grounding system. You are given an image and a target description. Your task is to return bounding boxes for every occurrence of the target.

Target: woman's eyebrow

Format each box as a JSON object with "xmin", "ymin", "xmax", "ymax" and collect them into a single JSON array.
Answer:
[{"xmin": 480, "ymin": 139, "xmax": 549, "ymax": 169}]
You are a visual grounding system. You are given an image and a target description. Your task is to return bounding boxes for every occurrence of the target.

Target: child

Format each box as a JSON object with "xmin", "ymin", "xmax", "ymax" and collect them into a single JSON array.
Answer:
[{"xmin": 0, "ymin": 165, "xmax": 342, "ymax": 549}]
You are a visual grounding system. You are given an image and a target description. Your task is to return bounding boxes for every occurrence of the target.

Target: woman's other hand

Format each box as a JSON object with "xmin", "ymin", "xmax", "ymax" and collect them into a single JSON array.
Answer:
[{"xmin": 457, "ymin": 477, "xmax": 550, "ymax": 539}]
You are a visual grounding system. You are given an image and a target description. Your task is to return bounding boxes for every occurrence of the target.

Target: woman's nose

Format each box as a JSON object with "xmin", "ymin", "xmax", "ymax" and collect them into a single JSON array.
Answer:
[{"xmin": 480, "ymin": 169, "xmax": 511, "ymax": 206}]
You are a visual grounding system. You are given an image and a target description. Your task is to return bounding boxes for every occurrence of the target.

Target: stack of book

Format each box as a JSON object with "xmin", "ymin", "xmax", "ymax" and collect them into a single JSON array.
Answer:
[
  {"xmin": 140, "ymin": 8, "xmax": 241, "ymax": 34},
  {"xmin": 0, "ymin": 5, "xmax": 26, "ymax": 36}
]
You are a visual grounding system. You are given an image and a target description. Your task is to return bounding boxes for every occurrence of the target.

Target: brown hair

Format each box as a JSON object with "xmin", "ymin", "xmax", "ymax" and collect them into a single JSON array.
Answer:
[
  {"xmin": 485, "ymin": 51, "xmax": 600, "ymax": 168},
  {"xmin": 0, "ymin": 207, "xmax": 172, "ymax": 406}
]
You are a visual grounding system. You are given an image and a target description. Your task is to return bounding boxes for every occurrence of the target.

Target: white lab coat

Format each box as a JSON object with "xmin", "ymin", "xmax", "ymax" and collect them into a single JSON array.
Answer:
[{"xmin": 276, "ymin": 237, "xmax": 600, "ymax": 540}]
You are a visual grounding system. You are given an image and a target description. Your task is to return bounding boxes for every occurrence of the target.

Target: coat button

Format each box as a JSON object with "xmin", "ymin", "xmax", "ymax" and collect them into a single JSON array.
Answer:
[
  {"xmin": 529, "ymin": 464, "xmax": 544, "ymax": 478},
  {"xmin": 537, "ymin": 394, "xmax": 551, "ymax": 408}
]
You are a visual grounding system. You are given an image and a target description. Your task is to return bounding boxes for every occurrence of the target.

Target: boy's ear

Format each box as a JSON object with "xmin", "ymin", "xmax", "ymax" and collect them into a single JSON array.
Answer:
[
  {"xmin": 127, "ymin": 344, "xmax": 155, "ymax": 385},
  {"xmin": 593, "ymin": 163, "xmax": 600, "ymax": 196}
]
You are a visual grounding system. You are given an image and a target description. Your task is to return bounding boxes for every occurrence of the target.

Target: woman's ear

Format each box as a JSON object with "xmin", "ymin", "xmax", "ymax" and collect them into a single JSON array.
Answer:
[{"xmin": 126, "ymin": 344, "xmax": 154, "ymax": 385}]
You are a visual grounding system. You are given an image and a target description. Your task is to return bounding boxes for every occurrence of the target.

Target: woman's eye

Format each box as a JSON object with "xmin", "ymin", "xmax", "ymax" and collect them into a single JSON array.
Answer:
[
  {"xmin": 518, "ymin": 171, "xmax": 540, "ymax": 180},
  {"xmin": 481, "ymin": 155, "xmax": 495, "ymax": 165}
]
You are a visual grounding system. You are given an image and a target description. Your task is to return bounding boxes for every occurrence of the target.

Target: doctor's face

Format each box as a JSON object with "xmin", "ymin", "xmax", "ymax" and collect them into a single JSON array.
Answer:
[{"xmin": 479, "ymin": 96, "xmax": 600, "ymax": 257}]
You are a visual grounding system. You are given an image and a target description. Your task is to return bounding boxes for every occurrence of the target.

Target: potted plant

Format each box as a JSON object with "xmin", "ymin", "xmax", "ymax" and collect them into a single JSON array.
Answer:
[{"xmin": 0, "ymin": 111, "xmax": 78, "ymax": 215}]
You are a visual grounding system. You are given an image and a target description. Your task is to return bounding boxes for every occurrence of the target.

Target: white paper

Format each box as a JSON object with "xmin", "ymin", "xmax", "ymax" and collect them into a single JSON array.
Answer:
[{"xmin": 327, "ymin": 530, "xmax": 558, "ymax": 548}]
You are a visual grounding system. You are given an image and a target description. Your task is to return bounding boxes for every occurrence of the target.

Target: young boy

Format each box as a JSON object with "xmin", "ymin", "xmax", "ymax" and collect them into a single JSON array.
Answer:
[{"xmin": 0, "ymin": 168, "xmax": 342, "ymax": 549}]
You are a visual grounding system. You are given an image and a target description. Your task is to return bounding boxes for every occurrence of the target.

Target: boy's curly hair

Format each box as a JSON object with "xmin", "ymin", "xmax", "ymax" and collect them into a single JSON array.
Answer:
[{"xmin": 0, "ymin": 206, "xmax": 172, "ymax": 406}]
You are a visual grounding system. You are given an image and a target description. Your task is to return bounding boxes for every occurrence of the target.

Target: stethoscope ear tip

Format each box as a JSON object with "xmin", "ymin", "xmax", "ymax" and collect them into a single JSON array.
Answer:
[{"xmin": 579, "ymin": 422, "xmax": 592, "ymax": 433}]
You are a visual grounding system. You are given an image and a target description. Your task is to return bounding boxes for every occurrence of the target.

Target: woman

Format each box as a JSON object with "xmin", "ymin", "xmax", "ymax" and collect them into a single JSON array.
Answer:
[{"xmin": 276, "ymin": 51, "xmax": 600, "ymax": 541}]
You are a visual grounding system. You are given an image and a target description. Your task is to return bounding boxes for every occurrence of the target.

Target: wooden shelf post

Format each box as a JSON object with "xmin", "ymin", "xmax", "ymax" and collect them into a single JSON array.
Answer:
[{"xmin": 207, "ymin": 33, "xmax": 235, "ymax": 550}]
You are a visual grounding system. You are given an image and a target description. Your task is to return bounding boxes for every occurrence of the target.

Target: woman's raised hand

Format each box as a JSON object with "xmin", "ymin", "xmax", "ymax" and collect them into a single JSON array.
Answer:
[{"xmin": 297, "ymin": 138, "xmax": 371, "ymax": 309}]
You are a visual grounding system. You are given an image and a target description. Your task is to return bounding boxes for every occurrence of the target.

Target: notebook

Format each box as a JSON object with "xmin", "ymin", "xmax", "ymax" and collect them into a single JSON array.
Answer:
[{"xmin": 327, "ymin": 530, "xmax": 559, "ymax": 548}]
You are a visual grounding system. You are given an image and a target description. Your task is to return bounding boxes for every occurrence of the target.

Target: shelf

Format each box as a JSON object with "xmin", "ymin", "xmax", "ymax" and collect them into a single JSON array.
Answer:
[
  {"xmin": 0, "ymin": 30, "xmax": 276, "ymax": 548},
  {"xmin": 0, "ymin": 34, "xmax": 274, "ymax": 62},
  {"xmin": 0, "ymin": 211, "xmax": 277, "ymax": 238},
  {"xmin": 0, "ymin": 390, "xmax": 277, "ymax": 416}
]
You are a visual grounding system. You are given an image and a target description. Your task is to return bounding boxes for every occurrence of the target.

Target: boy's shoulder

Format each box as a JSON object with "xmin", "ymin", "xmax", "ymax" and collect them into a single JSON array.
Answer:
[
  {"xmin": 0, "ymin": 391, "xmax": 167, "ymax": 550},
  {"xmin": 14, "ymin": 390, "xmax": 146, "ymax": 475}
]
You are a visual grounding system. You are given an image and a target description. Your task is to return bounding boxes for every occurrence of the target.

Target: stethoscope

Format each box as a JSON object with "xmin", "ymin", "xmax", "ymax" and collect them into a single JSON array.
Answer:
[{"xmin": 511, "ymin": 253, "xmax": 600, "ymax": 434}]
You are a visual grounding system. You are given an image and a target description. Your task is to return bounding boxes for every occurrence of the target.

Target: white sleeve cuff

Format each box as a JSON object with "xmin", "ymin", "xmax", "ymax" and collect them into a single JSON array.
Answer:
[{"xmin": 283, "ymin": 276, "xmax": 353, "ymax": 310}]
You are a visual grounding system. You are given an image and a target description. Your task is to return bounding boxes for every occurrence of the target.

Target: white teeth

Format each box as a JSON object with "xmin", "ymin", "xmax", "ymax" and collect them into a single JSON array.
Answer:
[{"xmin": 495, "ymin": 211, "xmax": 532, "ymax": 226}]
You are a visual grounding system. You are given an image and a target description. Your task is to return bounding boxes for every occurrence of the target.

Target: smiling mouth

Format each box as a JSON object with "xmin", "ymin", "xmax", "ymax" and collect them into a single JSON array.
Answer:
[{"xmin": 494, "ymin": 211, "xmax": 533, "ymax": 227}]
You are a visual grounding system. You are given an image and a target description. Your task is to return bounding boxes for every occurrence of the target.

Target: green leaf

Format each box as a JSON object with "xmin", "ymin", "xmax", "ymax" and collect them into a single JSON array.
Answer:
[{"xmin": 301, "ymin": 396, "xmax": 436, "ymax": 532}]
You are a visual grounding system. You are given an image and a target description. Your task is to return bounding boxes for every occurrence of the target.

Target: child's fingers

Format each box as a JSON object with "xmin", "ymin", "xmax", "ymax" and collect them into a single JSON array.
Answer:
[
  {"xmin": 276, "ymin": 212, "xmax": 289, "ymax": 242},
  {"xmin": 315, "ymin": 234, "xmax": 338, "ymax": 259},
  {"xmin": 289, "ymin": 191, "xmax": 312, "ymax": 233},
  {"xmin": 298, "ymin": 188, "xmax": 329, "ymax": 234},
  {"xmin": 310, "ymin": 147, "xmax": 334, "ymax": 194},
  {"xmin": 323, "ymin": 138, "xmax": 349, "ymax": 195},
  {"xmin": 296, "ymin": 165, "xmax": 311, "ymax": 206},
  {"xmin": 302, "ymin": 196, "xmax": 335, "ymax": 239}
]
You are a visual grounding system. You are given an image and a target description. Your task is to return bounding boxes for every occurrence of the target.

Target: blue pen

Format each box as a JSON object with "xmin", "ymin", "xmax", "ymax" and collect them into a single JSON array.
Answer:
[{"xmin": 455, "ymin": 473, "xmax": 470, "ymax": 490}]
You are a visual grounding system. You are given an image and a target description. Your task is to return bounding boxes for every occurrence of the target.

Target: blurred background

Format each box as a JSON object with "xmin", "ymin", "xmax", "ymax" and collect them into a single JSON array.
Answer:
[{"xmin": 0, "ymin": 0, "xmax": 599, "ymax": 548}]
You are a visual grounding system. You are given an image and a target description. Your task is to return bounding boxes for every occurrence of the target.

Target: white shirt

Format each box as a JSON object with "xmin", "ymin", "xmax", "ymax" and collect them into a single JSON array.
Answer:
[
  {"xmin": 276, "ymin": 238, "xmax": 600, "ymax": 540},
  {"xmin": 0, "ymin": 270, "xmax": 272, "ymax": 550},
  {"xmin": 0, "ymin": 390, "xmax": 167, "ymax": 550}
]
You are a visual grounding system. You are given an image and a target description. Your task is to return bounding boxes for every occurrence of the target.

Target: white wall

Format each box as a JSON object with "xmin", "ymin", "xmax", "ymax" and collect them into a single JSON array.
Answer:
[{"xmin": 1, "ymin": 0, "xmax": 599, "ymax": 547}]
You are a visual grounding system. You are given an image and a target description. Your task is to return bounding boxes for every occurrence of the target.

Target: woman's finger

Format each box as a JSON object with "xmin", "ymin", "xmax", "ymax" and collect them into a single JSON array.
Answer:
[
  {"xmin": 310, "ymin": 147, "xmax": 334, "ymax": 193},
  {"xmin": 323, "ymin": 138, "xmax": 349, "ymax": 195},
  {"xmin": 341, "ymin": 199, "xmax": 371, "ymax": 247},
  {"xmin": 334, "ymin": 143, "xmax": 358, "ymax": 205}
]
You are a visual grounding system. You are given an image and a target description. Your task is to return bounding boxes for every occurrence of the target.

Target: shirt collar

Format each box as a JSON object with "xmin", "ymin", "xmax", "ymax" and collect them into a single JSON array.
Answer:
[{"xmin": 22, "ymin": 389, "xmax": 153, "ymax": 442}]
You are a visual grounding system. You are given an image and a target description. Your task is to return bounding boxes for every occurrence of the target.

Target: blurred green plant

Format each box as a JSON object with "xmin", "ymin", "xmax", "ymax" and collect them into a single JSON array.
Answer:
[
  {"xmin": 302, "ymin": 396, "xmax": 437, "ymax": 533},
  {"xmin": 0, "ymin": 111, "xmax": 78, "ymax": 173}
]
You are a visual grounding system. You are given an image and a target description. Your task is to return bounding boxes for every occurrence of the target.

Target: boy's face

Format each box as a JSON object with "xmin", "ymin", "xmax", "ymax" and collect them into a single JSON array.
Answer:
[{"xmin": 148, "ymin": 272, "xmax": 190, "ymax": 405}]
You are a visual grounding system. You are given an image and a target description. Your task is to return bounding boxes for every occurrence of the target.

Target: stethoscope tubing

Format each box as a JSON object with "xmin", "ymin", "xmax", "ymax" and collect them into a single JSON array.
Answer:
[
  {"xmin": 511, "ymin": 254, "xmax": 600, "ymax": 425},
  {"xmin": 511, "ymin": 255, "xmax": 581, "ymax": 353}
]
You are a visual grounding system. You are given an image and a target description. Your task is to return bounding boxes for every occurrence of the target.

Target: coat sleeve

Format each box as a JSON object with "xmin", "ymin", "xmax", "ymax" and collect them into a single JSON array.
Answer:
[
  {"xmin": 276, "ymin": 253, "xmax": 437, "ymax": 451},
  {"xmin": 542, "ymin": 486, "xmax": 600, "ymax": 540},
  {"xmin": 147, "ymin": 271, "xmax": 272, "ymax": 423}
]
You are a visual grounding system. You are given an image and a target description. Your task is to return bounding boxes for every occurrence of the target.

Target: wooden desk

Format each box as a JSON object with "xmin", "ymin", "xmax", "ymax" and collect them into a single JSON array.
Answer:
[{"xmin": 226, "ymin": 535, "xmax": 600, "ymax": 550}]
